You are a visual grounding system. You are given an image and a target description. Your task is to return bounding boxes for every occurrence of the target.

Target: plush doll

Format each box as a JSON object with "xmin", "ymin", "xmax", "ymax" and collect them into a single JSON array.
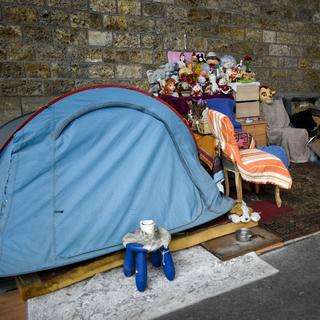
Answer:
[
  {"xmin": 218, "ymin": 77, "xmax": 232, "ymax": 95},
  {"xmin": 177, "ymin": 81, "xmax": 191, "ymax": 97},
  {"xmin": 162, "ymin": 78, "xmax": 179, "ymax": 97},
  {"xmin": 259, "ymin": 85, "xmax": 276, "ymax": 104},
  {"xmin": 196, "ymin": 53, "xmax": 206, "ymax": 63},
  {"xmin": 205, "ymin": 73, "xmax": 219, "ymax": 95},
  {"xmin": 178, "ymin": 66, "xmax": 193, "ymax": 80},
  {"xmin": 191, "ymin": 83, "xmax": 203, "ymax": 97},
  {"xmin": 206, "ymin": 52, "xmax": 220, "ymax": 66},
  {"xmin": 228, "ymin": 201, "xmax": 260, "ymax": 224}
]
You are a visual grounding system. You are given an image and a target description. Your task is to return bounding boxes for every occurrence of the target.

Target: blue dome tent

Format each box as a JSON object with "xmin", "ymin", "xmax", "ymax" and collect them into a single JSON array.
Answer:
[{"xmin": 0, "ymin": 85, "xmax": 234, "ymax": 276}]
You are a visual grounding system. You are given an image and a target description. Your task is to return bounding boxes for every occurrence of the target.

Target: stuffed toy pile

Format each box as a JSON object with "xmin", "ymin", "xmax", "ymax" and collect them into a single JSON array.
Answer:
[{"xmin": 147, "ymin": 52, "xmax": 256, "ymax": 98}]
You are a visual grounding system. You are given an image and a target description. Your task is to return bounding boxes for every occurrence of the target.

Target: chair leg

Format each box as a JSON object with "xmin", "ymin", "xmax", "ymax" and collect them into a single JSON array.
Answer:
[
  {"xmin": 275, "ymin": 186, "xmax": 282, "ymax": 208},
  {"xmin": 224, "ymin": 169, "xmax": 230, "ymax": 196},
  {"xmin": 255, "ymin": 184, "xmax": 260, "ymax": 194},
  {"xmin": 234, "ymin": 171, "xmax": 243, "ymax": 203}
]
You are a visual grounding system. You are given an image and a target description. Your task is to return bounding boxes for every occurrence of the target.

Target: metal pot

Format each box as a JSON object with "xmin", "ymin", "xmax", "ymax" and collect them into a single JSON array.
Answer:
[{"xmin": 235, "ymin": 228, "xmax": 253, "ymax": 242}]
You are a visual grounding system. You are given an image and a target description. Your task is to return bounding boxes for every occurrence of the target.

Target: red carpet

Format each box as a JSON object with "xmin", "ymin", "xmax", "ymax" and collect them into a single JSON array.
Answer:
[{"xmin": 249, "ymin": 200, "xmax": 294, "ymax": 223}]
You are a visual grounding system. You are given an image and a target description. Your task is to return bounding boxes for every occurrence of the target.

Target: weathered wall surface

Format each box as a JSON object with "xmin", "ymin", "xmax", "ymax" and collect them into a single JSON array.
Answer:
[{"xmin": 1, "ymin": 0, "xmax": 320, "ymax": 124}]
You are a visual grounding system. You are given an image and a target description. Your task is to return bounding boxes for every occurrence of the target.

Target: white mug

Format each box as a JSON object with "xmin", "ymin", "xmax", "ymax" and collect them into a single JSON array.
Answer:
[{"xmin": 140, "ymin": 220, "xmax": 156, "ymax": 235}]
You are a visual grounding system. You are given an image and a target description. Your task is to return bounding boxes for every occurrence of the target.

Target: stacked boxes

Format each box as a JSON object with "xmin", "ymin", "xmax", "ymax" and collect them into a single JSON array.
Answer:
[{"xmin": 233, "ymin": 83, "xmax": 260, "ymax": 119}]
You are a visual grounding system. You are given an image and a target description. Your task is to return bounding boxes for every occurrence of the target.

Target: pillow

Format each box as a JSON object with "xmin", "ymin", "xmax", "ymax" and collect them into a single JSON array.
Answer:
[{"xmin": 207, "ymin": 98, "xmax": 241, "ymax": 131}]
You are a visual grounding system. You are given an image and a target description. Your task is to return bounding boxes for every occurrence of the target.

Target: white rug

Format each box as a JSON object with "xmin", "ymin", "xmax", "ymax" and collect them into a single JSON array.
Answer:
[{"xmin": 28, "ymin": 246, "xmax": 278, "ymax": 320}]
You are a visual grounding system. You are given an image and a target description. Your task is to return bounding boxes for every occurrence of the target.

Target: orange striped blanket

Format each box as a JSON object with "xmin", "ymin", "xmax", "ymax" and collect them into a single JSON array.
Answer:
[{"xmin": 208, "ymin": 110, "xmax": 292, "ymax": 189}]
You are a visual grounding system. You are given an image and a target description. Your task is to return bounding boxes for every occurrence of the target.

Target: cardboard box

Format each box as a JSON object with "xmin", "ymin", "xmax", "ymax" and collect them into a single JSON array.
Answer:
[
  {"xmin": 236, "ymin": 101, "xmax": 260, "ymax": 118},
  {"xmin": 234, "ymin": 83, "xmax": 259, "ymax": 102}
]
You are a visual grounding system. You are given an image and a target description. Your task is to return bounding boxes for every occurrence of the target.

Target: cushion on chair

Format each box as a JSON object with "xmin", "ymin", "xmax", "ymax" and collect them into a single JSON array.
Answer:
[
  {"xmin": 208, "ymin": 110, "xmax": 292, "ymax": 190},
  {"xmin": 207, "ymin": 98, "xmax": 241, "ymax": 131}
]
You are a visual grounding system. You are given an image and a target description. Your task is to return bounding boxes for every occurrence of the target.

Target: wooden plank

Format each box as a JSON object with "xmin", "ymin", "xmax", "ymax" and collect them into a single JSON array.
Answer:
[
  {"xmin": 201, "ymin": 226, "xmax": 283, "ymax": 261},
  {"xmin": 0, "ymin": 290, "xmax": 26, "ymax": 320}
]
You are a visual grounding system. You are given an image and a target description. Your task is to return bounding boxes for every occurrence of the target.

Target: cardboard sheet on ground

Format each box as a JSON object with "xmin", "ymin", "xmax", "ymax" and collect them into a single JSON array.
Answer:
[{"xmin": 28, "ymin": 246, "xmax": 278, "ymax": 320}]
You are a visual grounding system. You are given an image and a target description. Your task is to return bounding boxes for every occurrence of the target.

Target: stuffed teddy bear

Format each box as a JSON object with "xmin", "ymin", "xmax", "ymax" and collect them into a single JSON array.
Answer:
[{"xmin": 228, "ymin": 201, "xmax": 261, "ymax": 223}]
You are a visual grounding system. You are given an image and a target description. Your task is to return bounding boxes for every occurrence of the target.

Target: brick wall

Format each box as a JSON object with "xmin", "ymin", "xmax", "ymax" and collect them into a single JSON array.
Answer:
[{"xmin": 1, "ymin": 0, "xmax": 320, "ymax": 124}]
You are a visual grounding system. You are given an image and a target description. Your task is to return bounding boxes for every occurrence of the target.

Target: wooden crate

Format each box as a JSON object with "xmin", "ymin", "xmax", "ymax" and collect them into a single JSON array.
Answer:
[
  {"xmin": 236, "ymin": 101, "xmax": 260, "ymax": 118},
  {"xmin": 234, "ymin": 84, "xmax": 259, "ymax": 102}
]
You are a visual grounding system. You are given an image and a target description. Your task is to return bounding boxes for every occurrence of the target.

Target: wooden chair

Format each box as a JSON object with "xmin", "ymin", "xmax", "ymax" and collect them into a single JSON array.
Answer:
[{"xmin": 208, "ymin": 110, "xmax": 292, "ymax": 208}]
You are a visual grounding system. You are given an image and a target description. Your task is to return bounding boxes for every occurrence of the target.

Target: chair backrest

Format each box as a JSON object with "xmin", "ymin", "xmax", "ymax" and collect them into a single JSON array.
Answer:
[{"xmin": 208, "ymin": 110, "xmax": 242, "ymax": 164}]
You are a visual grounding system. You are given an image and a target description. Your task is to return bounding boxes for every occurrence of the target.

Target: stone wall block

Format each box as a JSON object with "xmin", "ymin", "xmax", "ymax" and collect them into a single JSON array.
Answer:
[
  {"xmin": 0, "ymin": 25, "xmax": 22, "ymax": 41},
  {"xmin": 128, "ymin": 17, "xmax": 155, "ymax": 33},
  {"xmin": 245, "ymin": 29, "xmax": 262, "ymax": 42},
  {"xmin": 269, "ymin": 44, "xmax": 290, "ymax": 56},
  {"xmin": 166, "ymin": 6, "xmax": 188, "ymax": 22},
  {"xmin": 142, "ymin": 2, "xmax": 165, "ymax": 17},
  {"xmin": 90, "ymin": 0, "xmax": 117, "ymax": 13},
  {"xmin": 259, "ymin": 17, "xmax": 287, "ymax": 31},
  {"xmin": 4, "ymin": 0, "xmax": 45, "ymax": 4},
  {"xmin": 164, "ymin": 35, "xmax": 186, "ymax": 51},
  {"xmin": 113, "ymin": 33, "xmax": 140, "ymax": 48},
  {"xmin": 43, "ymin": 80, "xmax": 75, "ymax": 95},
  {"xmin": 102, "ymin": 49, "xmax": 129, "ymax": 63},
  {"xmin": 47, "ymin": 0, "xmax": 73, "ymax": 8},
  {"xmin": 70, "ymin": 12, "xmax": 102, "ymax": 29},
  {"xmin": 263, "ymin": 30, "xmax": 276, "ymax": 43},
  {"xmin": 131, "ymin": 79, "xmax": 149, "ymax": 91},
  {"xmin": 152, "ymin": 0, "xmax": 174, "ymax": 4},
  {"xmin": 1, "ymin": 80, "xmax": 43, "ymax": 96},
  {"xmin": 54, "ymin": 28, "xmax": 87, "ymax": 45},
  {"xmin": 116, "ymin": 64, "xmax": 142, "ymax": 79},
  {"xmin": 103, "ymin": 15, "xmax": 128, "ymax": 31},
  {"xmin": 0, "ymin": 47, "xmax": 6, "ymax": 60},
  {"xmin": 217, "ymin": 13, "xmax": 248, "ymax": 28},
  {"xmin": 175, "ymin": 0, "xmax": 208, "ymax": 7},
  {"xmin": 25, "ymin": 63, "xmax": 51, "ymax": 78},
  {"xmin": 88, "ymin": 30, "xmax": 112, "ymax": 46},
  {"xmin": 21, "ymin": 96, "xmax": 55, "ymax": 114},
  {"xmin": 287, "ymin": 70, "xmax": 303, "ymax": 81},
  {"xmin": 50, "ymin": 62, "xmax": 70, "ymax": 78},
  {"xmin": 130, "ymin": 50, "xmax": 153, "ymax": 65},
  {"xmin": 36, "ymin": 45, "xmax": 65, "ymax": 61},
  {"xmin": 187, "ymin": 36, "xmax": 208, "ymax": 51},
  {"xmin": 218, "ymin": 26, "xmax": 245, "ymax": 41},
  {"xmin": 0, "ymin": 97, "xmax": 21, "ymax": 126},
  {"xmin": 118, "ymin": 0, "xmax": 141, "ymax": 16},
  {"xmin": 277, "ymin": 32, "xmax": 303, "ymax": 45},
  {"xmin": 4, "ymin": 6, "xmax": 38, "ymax": 24},
  {"xmin": 278, "ymin": 57, "xmax": 298, "ymax": 68},
  {"xmin": 262, "ymin": 56, "xmax": 278, "ymax": 68},
  {"xmin": 290, "ymin": 46, "xmax": 304, "ymax": 57},
  {"xmin": 0, "ymin": 62, "xmax": 24, "ymax": 78},
  {"xmin": 305, "ymin": 46, "xmax": 320, "ymax": 59},
  {"xmin": 153, "ymin": 50, "xmax": 167, "ymax": 65},
  {"xmin": 188, "ymin": 9, "xmax": 212, "ymax": 22},
  {"xmin": 23, "ymin": 26, "xmax": 53, "ymax": 43},
  {"xmin": 141, "ymin": 34, "xmax": 163, "ymax": 49},
  {"xmin": 72, "ymin": 0, "xmax": 89, "ymax": 10},
  {"xmin": 271, "ymin": 69, "xmax": 288, "ymax": 80},
  {"xmin": 88, "ymin": 64, "xmax": 114, "ymax": 78},
  {"xmin": 83, "ymin": 48, "xmax": 103, "ymax": 62},
  {"xmin": 7, "ymin": 43, "xmax": 34, "ymax": 61},
  {"xmin": 40, "ymin": 9, "xmax": 70, "ymax": 26}
]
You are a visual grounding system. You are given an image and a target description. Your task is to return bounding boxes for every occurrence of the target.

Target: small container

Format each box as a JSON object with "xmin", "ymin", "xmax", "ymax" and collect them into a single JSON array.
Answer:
[
  {"xmin": 140, "ymin": 220, "xmax": 156, "ymax": 235},
  {"xmin": 235, "ymin": 228, "xmax": 253, "ymax": 242}
]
